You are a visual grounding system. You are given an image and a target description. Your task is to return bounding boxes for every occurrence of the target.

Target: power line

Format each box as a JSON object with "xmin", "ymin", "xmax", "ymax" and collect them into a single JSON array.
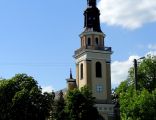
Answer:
[{"xmin": 0, "ymin": 62, "xmax": 74, "ymax": 67}]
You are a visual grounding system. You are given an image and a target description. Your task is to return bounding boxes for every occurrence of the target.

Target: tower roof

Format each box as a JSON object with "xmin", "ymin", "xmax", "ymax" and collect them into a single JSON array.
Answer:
[{"xmin": 84, "ymin": 0, "xmax": 102, "ymax": 32}]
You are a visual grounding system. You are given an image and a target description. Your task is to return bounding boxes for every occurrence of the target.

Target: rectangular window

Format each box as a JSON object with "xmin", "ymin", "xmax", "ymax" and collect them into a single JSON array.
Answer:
[
  {"xmin": 80, "ymin": 63, "xmax": 83, "ymax": 79},
  {"xmin": 96, "ymin": 62, "xmax": 102, "ymax": 78}
]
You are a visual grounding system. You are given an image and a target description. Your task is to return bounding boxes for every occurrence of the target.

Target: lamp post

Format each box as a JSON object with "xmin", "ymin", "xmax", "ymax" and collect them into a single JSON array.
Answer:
[{"xmin": 134, "ymin": 57, "xmax": 145, "ymax": 90}]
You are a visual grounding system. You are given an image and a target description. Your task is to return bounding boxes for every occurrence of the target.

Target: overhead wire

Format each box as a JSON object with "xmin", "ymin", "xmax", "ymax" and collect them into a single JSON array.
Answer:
[{"xmin": 0, "ymin": 62, "xmax": 74, "ymax": 68}]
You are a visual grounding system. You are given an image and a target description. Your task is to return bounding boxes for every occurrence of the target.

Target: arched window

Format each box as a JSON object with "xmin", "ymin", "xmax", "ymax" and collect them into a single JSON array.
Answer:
[
  {"xmin": 80, "ymin": 63, "xmax": 83, "ymax": 79},
  {"xmin": 96, "ymin": 62, "xmax": 102, "ymax": 77},
  {"xmin": 87, "ymin": 37, "xmax": 91, "ymax": 46},
  {"xmin": 95, "ymin": 37, "xmax": 99, "ymax": 46}
]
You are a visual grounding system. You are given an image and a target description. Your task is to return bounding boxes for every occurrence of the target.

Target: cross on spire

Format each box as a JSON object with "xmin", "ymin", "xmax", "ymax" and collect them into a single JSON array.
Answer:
[{"xmin": 87, "ymin": 0, "xmax": 96, "ymax": 7}]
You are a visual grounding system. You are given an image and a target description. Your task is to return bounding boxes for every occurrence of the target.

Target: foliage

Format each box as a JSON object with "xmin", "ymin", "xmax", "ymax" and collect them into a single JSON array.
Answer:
[
  {"xmin": 115, "ymin": 55, "xmax": 156, "ymax": 120},
  {"xmin": 129, "ymin": 55, "xmax": 156, "ymax": 92},
  {"xmin": 52, "ymin": 90, "xmax": 66, "ymax": 120},
  {"xmin": 0, "ymin": 74, "xmax": 54, "ymax": 120},
  {"xmin": 0, "ymin": 74, "xmax": 100, "ymax": 120},
  {"xmin": 65, "ymin": 86, "xmax": 99, "ymax": 120},
  {"xmin": 119, "ymin": 89, "xmax": 156, "ymax": 120}
]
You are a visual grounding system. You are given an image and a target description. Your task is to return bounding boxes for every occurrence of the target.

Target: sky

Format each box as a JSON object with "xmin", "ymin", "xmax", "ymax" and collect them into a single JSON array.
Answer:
[{"xmin": 0, "ymin": 0, "xmax": 156, "ymax": 92}]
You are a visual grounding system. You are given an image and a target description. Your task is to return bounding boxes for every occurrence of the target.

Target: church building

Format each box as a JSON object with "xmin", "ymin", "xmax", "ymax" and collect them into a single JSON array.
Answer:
[{"xmin": 66, "ymin": 0, "xmax": 114, "ymax": 119}]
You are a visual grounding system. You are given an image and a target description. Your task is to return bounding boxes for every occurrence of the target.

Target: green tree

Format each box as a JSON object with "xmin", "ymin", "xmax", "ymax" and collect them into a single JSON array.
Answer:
[
  {"xmin": 52, "ymin": 90, "xmax": 66, "ymax": 120},
  {"xmin": 115, "ymin": 55, "xmax": 156, "ymax": 120},
  {"xmin": 65, "ymin": 86, "xmax": 99, "ymax": 120},
  {"xmin": 0, "ymin": 74, "xmax": 54, "ymax": 120},
  {"xmin": 118, "ymin": 89, "xmax": 156, "ymax": 120},
  {"xmin": 129, "ymin": 55, "xmax": 156, "ymax": 92}
]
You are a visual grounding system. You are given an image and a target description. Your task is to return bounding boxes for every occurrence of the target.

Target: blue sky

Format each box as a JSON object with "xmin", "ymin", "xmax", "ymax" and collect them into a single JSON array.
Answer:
[{"xmin": 0, "ymin": 0, "xmax": 156, "ymax": 91}]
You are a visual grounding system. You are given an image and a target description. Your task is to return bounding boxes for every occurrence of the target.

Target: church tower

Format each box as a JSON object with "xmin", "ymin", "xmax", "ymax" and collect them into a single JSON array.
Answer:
[{"xmin": 74, "ymin": 0, "xmax": 114, "ymax": 119}]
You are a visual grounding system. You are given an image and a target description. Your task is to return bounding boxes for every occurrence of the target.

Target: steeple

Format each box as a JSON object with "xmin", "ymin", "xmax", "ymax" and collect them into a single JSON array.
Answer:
[
  {"xmin": 70, "ymin": 68, "xmax": 73, "ymax": 79},
  {"xmin": 84, "ymin": 0, "xmax": 101, "ymax": 32},
  {"xmin": 66, "ymin": 69, "xmax": 77, "ymax": 90},
  {"xmin": 73, "ymin": 1, "xmax": 114, "ymax": 119}
]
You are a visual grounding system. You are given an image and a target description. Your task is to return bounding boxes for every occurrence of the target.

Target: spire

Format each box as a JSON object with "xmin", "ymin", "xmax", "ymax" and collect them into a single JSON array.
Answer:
[
  {"xmin": 87, "ymin": 0, "xmax": 96, "ymax": 7},
  {"xmin": 70, "ymin": 68, "xmax": 73, "ymax": 79},
  {"xmin": 84, "ymin": 0, "xmax": 102, "ymax": 32}
]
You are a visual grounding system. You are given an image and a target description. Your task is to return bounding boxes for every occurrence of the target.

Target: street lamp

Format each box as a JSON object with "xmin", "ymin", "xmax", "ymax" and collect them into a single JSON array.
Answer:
[{"xmin": 134, "ymin": 57, "xmax": 145, "ymax": 90}]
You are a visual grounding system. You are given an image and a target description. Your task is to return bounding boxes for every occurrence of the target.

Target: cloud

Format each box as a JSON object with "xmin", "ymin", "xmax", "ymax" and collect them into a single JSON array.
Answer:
[
  {"xmin": 111, "ymin": 51, "xmax": 156, "ymax": 88},
  {"xmin": 148, "ymin": 44, "xmax": 156, "ymax": 50},
  {"xmin": 42, "ymin": 86, "xmax": 54, "ymax": 93},
  {"xmin": 111, "ymin": 55, "xmax": 140, "ymax": 88},
  {"xmin": 147, "ymin": 44, "xmax": 156, "ymax": 55},
  {"xmin": 98, "ymin": 0, "xmax": 156, "ymax": 29},
  {"xmin": 146, "ymin": 51, "xmax": 156, "ymax": 56}
]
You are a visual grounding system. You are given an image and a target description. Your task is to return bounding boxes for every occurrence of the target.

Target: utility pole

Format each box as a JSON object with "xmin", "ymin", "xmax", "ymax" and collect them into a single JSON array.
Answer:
[
  {"xmin": 134, "ymin": 59, "xmax": 138, "ymax": 90},
  {"xmin": 134, "ymin": 57, "xmax": 145, "ymax": 91}
]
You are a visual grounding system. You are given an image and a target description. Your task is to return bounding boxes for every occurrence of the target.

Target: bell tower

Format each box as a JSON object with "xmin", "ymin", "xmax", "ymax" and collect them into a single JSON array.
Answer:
[{"xmin": 74, "ymin": 0, "xmax": 114, "ymax": 119}]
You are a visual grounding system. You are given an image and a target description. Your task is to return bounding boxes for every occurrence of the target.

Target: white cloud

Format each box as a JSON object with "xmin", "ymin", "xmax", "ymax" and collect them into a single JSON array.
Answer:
[
  {"xmin": 42, "ymin": 86, "xmax": 54, "ymax": 93},
  {"xmin": 111, "ymin": 51, "xmax": 156, "ymax": 88},
  {"xmin": 146, "ymin": 51, "xmax": 156, "ymax": 56},
  {"xmin": 111, "ymin": 55, "xmax": 140, "ymax": 88},
  {"xmin": 98, "ymin": 0, "xmax": 156, "ymax": 29},
  {"xmin": 148, "ymin": 44, "xmax": 156, "ymax": 50}
]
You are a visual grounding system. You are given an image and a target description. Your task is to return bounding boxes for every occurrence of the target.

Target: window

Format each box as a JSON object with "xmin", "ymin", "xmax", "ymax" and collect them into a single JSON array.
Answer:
[
  {"xmin": 80, "ymin": 63, "xmax": 83, "ymax": 79},
  {"xmin": 96, "ymin": 85, "xmax": 103, "ymax": 93},
  {"xmin": 99, "ymin": 107, "xmax": 102, "ymax": 110},
  {"xmin": 95, "ymin": 37, "xmax": 99, "ymax": 45},
  {"xmin": 87, "ymin": 37, "xmax": 91, "ymax": 46},
  {"xmin": 96, "ymin": 62, "xmax": 102, "ymax": 77}
]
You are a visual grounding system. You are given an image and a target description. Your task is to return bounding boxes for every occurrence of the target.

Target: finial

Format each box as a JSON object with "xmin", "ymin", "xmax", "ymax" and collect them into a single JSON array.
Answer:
[
  {"xmin": 87, "ymin": 0, "xmax": 96, "ymax": 7},
  {"xmin": 70, "ymin": 68, "xmax": 73, "ymax": 79}
]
